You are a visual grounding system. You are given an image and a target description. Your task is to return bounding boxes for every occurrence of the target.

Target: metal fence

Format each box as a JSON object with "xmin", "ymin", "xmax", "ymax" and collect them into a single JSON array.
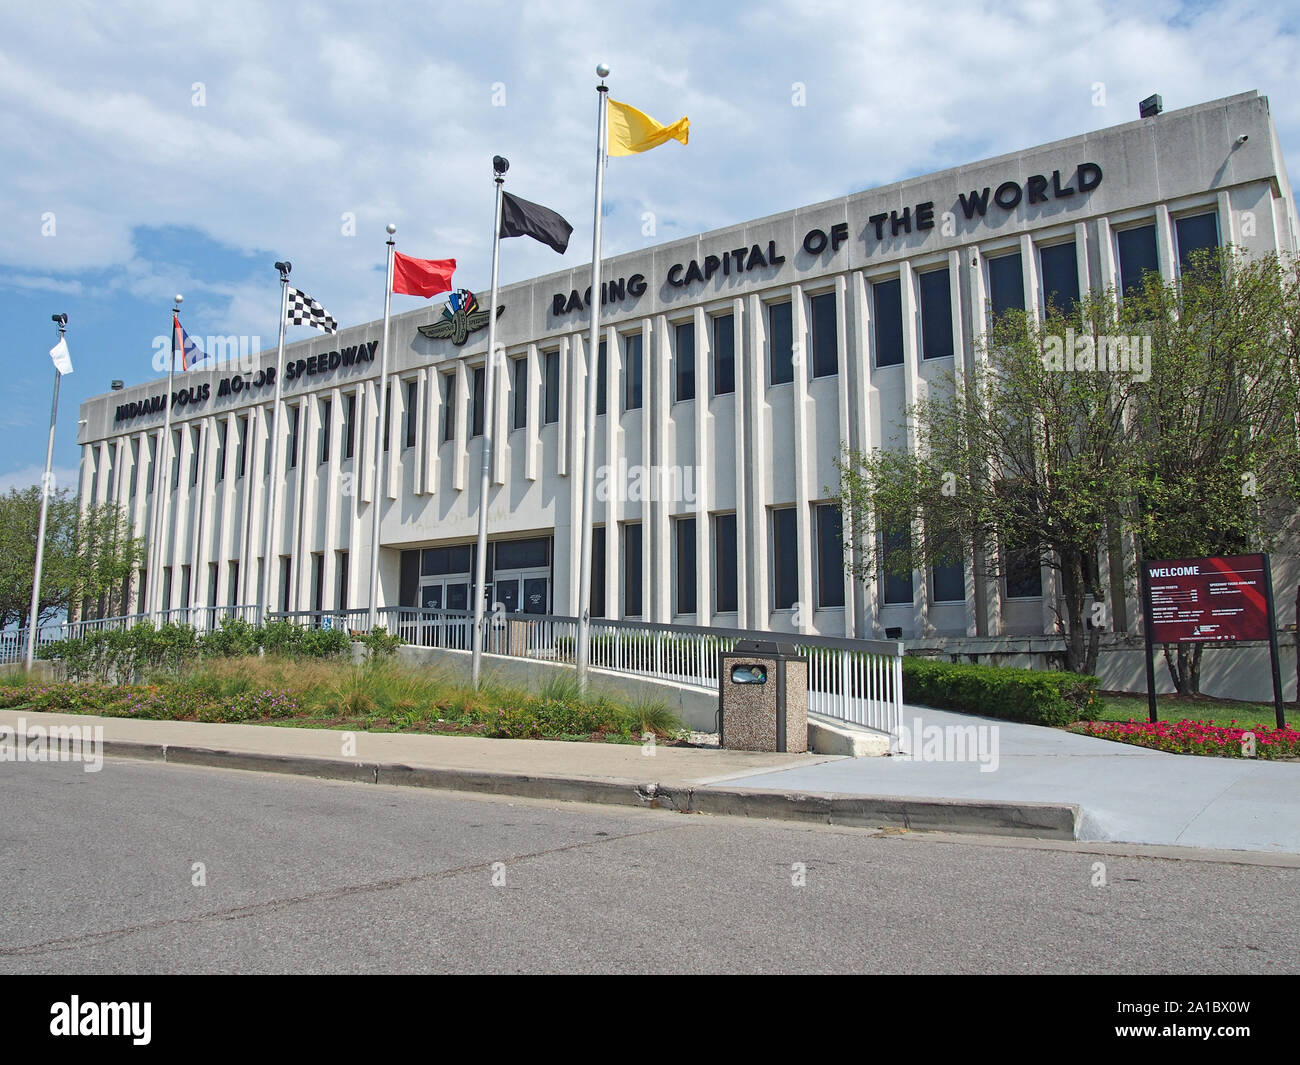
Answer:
[{"xmin": 6, "ymin": 605, "xmax": 904, "ymax": 736}]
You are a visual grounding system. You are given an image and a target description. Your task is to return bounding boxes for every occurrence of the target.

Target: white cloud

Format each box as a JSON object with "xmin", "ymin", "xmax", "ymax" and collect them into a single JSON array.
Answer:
[
  {"xmin": 0, "ymin": 465, "xmax": 79, "ymax": 494},
  {"xmin": 0, "ymin": 0, "xmax": 1296, "ymax": 349}
]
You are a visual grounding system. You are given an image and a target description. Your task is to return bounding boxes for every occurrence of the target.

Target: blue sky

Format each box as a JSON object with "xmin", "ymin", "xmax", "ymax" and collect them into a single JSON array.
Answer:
[{"xmin": 2, "ymin": 0, "xmax": 1298, "ymax": 492}]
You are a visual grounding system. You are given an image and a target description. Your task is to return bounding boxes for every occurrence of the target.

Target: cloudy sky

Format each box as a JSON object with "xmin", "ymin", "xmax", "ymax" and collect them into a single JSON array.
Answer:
[{"xmin": 2, "ymin": 0, "xmax": 1298, "ymax": 490}]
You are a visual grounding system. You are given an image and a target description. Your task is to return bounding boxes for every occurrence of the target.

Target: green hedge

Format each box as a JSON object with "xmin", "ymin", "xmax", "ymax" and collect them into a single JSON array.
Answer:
[
  {"xmin": 37, "ymin": 618, "xmax": 351, "ymax": 684},
  {"xmin": 902, "ymin": 656, "xmax": 1099, "ymax": 727}
]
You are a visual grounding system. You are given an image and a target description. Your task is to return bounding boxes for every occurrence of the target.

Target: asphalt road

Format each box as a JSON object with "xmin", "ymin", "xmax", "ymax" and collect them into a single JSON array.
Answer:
[{"xmin": 2, "ymin": 758, "xmax": 1297, "ymax": 974}]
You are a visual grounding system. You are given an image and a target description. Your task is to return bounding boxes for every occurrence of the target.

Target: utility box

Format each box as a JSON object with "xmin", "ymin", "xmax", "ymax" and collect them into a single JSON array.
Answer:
[{"xmin": 718, "ymin": 639, "xmax": 809, "ymax": 753}]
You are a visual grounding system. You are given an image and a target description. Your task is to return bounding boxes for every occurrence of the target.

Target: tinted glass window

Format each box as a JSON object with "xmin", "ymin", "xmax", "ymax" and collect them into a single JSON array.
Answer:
[
  {"xmin": 873, "ymin": 279, "xmax": 904, "ymax": 367},
  {"xmin": 1039, "ymin": 242, "xmax": 1080, "ymax": 314},
  {"xmin": 769, "ymin": 302, "xmax": 793, "ymax": 385},
  {"xmin": 987, "ymin": 253, "xmax": 1024, "ymax": 317},
  {"xmin": 1117, "ymin": 224, "xmax": 1159, "ymax": 298}
]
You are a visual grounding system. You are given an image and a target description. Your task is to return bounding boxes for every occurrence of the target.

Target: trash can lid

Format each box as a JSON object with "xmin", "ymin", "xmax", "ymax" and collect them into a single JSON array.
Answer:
[{"xmin": 732, "ymin": 638, "xmax": 800, "ymax": 655}]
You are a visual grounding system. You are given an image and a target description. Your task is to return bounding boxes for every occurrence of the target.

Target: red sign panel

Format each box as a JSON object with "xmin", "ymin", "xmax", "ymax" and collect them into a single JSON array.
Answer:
[{"xmin": 1144, "ymin": 553, "xmax": 1272, "ymax": 643}]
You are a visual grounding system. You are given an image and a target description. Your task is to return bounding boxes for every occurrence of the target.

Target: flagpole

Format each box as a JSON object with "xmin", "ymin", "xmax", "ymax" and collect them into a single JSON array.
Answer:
[
  {"xmin": 24, "ymin": 314, "xmax": 67, "ymax": 670},
  {"xmin": 149, "ymin": 295, "xmax": 182, "ymax": 621},
  {"xmin": 471, "ymin": 159, "xmax": 509, "ymax": 689},
  {"xmin": 576, "ymin": 63, "xmax": 610, "ymax": 693},
  {"xmin": 259, "ymin": 264, "xmax": 292, "ymax": 626},
  {"xmin": 368, "ymin": 225, "xmax": 397, "ymax": 632}
]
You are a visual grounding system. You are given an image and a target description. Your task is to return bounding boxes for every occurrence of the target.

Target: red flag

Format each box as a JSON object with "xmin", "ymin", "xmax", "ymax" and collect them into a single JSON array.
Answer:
[{"xmin": 392, "ymin": 252, "xmax": 456, "ymax": 298}]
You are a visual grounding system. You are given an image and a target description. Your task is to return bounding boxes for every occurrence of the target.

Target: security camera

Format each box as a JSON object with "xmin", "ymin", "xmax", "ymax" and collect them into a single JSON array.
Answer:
[
  {"xmin": 51, "ymin": 313, "xmax": 67, "ymax": 325},
  {"xmin": 493, "ymin": 155, "xmax": 510, "ymax": 176},
  {"xmin": 1235, "ymin": 134, "xmax": 1249, "ymax": 146},
  {"xmin": 274, "ymin": 260, "xmax": 292, "ymax": 277}
]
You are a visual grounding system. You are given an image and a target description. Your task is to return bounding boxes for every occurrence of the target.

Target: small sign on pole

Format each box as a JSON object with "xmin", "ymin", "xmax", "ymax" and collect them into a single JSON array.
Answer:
[{"xmin": 1140, "ymin": 553, "xmax": 1286, "ymax": 728}]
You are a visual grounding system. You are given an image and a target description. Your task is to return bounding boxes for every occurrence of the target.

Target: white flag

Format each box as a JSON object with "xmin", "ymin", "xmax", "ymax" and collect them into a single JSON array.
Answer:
[{"xmin": 49, "ymin": 337, "xmax": 73, "ymax": 375}]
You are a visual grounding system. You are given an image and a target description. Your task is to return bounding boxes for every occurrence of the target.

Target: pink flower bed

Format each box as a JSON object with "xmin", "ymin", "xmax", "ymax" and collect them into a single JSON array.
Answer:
[{"xmin": 1069, "ymin": 718, "xmax": 1300, "ymax": 759}]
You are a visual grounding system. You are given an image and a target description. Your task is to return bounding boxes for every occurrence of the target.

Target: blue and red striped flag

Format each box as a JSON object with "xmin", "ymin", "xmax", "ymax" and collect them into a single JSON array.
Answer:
[{"xmin": 171, "ymin": 312, "xmax": 206, "ymax": 370}]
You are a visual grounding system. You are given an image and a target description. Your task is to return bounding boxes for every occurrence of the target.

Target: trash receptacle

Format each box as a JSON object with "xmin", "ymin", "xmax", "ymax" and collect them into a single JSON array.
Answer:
[{"xmin": 718, "ymin": 639, "xmax": 808, "ymax": 753}]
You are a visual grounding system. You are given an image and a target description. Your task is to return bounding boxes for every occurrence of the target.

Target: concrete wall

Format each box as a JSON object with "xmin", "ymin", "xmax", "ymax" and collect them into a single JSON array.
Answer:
[{"xmin": 387, "ymin": 643, "xmax": 719, "ymax": 732}]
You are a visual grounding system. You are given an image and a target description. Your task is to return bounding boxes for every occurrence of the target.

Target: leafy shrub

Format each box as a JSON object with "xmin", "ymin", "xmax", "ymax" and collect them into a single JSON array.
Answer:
[
  {"xmin": 902, "ymin": 656, "xmax": 1099, "ymax": 726},
  {"xmin": 201, "ymin": 617, "xmax": 260, "ymax": 658},
  {"xmin": 297, "ymin": 627, "xmax": 350, "ymax": 659},
  {"xmin": 362, "ymin": 626, "xmax": 402, "ymax": 661}
]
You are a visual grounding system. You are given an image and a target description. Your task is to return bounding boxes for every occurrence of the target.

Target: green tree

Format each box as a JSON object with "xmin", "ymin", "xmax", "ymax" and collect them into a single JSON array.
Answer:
[
  {"xmin": 0, "ymin": 486, "xmax": 146, "ymax": 629},
  {"xmin": 1125, "ymin": 248, "xmax": 1300, "ymax": 693},
  {"xmin": 837, "ymin": 291, "xmax": 1142, "ymax": 675}
]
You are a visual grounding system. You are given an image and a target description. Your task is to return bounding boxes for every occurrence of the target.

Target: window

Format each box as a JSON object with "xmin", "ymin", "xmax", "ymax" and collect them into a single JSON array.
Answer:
[
  {"xmin": 236, "ymin": 415, "xmax": 248, "ymax": 477},
  {"xmin": 494, "ymin": 537, "xmax": 550, "ymax": 570},
  {"xmin": 596, "ymin": 340, "xmax": 607, "ymax": 416},
  {"xmin": 932, "ymin": 559, "xmax": 966, "ymax": 602},
  {"xmin": 171, "ymin": 429, "xmax": 181, "ymax": 490},
  {"xmin": 404, "ymin": 379, "xmax": 418, "ymax": 449},
  {"xmin": 343, "ymin": 394, "xmax": 356, "ymax": 460},
  {"xmin": 511, "ymin": 356, "xmax": 527, "ymax": 431},
  {"xmin": 771, "ymin": 506, "xmax": 798, "ymax": 609},
  {"xmin": 180, "ymin": 564, "xmax": 191, "ymax": 609},
  {"xmin": 161, "ymin": 567, "xmax": 172, "ymax": 611},
  {"xmin": 809, "ymin": 291, "xmax": 838, "ymax": 378},
  {"xmin": 470, "ymin": 367, "xmax": 485, "ymax": 437},
  {"xmin": 543, "ymin": 351, "xmax": 560, "ymax": 424},
  {"xmin": 675, "ymin": 321, "xmax": 696, "ymax": 401},
  {"xmin": 280, "ymin": 556, "xmax": 293, "ymax": 612},
  {"xmin": 714, "ymin": 513, "xmax": 738, "ymax": 613},
  {"xmin": 987, "ymin": 253, "xmax": 1025, "ymax": 317},
  {"xmin": 129, "ymin": 439, "xmax": 139, "ymax": 499},
  {"xmin": 1039, "ymin": 242, "xmax": 1080, "ymax": 314},
  {"xmin": 623, "ymin": 334, "xmax": 642, "ymax": 411},
  {"xmin": 919, "ymin": 268, "xmax": 953, "ymax": 359},
  {"xmin": 312, "ymin": 553, "xmax": 325, "ymax": 614},
  {"xmin": 1117, "ymin": 224, "xmax": 1159, "ymax": 298},
  {"xmin": 441, "ymin": 373, "xmax": 456, "ymax": 443},
  {"xmin": 1004, "ymin": 537, "xmax": 1043, "ymax": 599},
  {"xmin": 286, "ymin": 406, "xmax": 299, "ymax": 471},
  {"xmin": 263, "ymin": 413, "xmax": 272, "ymax": 476},
  {"xmin": 768, "ymin": 301, "xmax": 794, "ymax": 385},
  {"xmin": 872, "ymin": 278, "xmax": 904, "ymax": 367},
  {"xmin": 336, "ymin": 551, "xmax": 349, "ymax": 612},
  {"xmin": 383, "ymin": 384, "xmax": 391, "ymax": 452},
  {"xmin": 227, "ymin": 561, "xmax": 240, "ymax": 607},
  {"xmin": 189, "ymin": 427, "xmax": 201, "ymax": 486},
  {"xmin": 622, "ymin": 523, "xmax": 643, "ymax": 617},
  {"xmin": 215, "ymin": 421, "xmax": 226, "ymax": 484},
  {"xmin": 712, "ymin": 313, "xmax": 735, "ymax": 396},
  {"xmin": 675, "ymin": 517, "xmax": 697, "ymax": 615},
  {"xmin": 208, "ymin": 563, "xmax": 219, "ymax": 610},
  {"xmin": 319, "ymin": 397, "xmax": 331, "ymax": 465},
  {"xmin": 421, "ymin": 545, "xmax": 473, "ymax": 575},
  {"xmin": 590, "ymin": 526, "xmax": 606, "ymax": 618},
  {"xmin": 1175, "ymin": 212, "xmax": 1219, "ymax": 273},
  {"xmin": 145, "ymin": 434, "xmax": 156, "ymax": 495},
  {"xmin": 881, "ymin": 527, "xmax": 913, "ymax": 604},
  {"xmin": 815, "ymin": 504, "xmax": 844, "ymax": 608}
]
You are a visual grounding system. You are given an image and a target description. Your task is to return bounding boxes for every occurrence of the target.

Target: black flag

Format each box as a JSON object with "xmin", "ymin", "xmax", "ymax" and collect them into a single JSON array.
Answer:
[{"xmin": 500, "ymin": 192, "xmax": 573, "ymax": 254}]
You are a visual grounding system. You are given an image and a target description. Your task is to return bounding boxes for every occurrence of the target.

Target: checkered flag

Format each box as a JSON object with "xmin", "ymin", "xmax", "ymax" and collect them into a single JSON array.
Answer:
[{"xmin": 286, "ymin": 286, "xmax": 338, "ymax": 334}]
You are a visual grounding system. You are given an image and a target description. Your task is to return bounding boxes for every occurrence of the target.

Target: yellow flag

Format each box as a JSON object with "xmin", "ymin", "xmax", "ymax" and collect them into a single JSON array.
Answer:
[{"xmin": 607, "ymin": 98, "xmax": 689, "ymax": 156}]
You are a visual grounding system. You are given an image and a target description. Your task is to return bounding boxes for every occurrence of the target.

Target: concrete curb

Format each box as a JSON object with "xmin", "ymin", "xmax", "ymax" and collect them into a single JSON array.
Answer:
[{"xmin": 94, "ymin": 738, "xmax": 1082, "ymax": 840}]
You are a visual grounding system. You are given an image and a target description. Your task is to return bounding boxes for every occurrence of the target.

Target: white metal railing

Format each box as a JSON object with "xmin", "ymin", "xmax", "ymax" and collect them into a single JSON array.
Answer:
[{"xmin": 13, "ymin": 605, "xmax": 906, "ymax": 736}]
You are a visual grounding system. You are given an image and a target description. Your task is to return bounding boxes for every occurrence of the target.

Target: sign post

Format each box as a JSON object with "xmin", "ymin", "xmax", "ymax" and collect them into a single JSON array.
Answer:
[{"xmin": 1141, "ymin": 553, "xmax": 1286, "ymax": 729}]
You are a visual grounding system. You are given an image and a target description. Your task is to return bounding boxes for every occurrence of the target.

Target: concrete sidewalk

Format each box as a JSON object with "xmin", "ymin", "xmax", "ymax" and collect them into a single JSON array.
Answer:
[
  {"xmin": 0, "ymin": 709, "xmax": 1081, "ymax": 840},
  {"xmin": 719, "ymin": 705, "xmax": 1300, "ymax": 854}
]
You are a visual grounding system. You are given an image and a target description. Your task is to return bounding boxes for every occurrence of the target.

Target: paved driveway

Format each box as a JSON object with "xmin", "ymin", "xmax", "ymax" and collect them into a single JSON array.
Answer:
[{"xmin": 716, "ymin": 705, "xmax": 1300, "ymax": 853}]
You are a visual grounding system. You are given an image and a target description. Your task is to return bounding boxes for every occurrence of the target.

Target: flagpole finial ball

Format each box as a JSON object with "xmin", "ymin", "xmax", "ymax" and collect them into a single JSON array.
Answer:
[
  {"xmin": 386, "ymin": 223, "xmax": 397, "ymax": 235},
  {"xmin": 174, "ymin": 294, "xmax": 183, "ymax": 305},
  {"xmin": 596, "ymin": 63, "xmax": 610, "ymax": 78}
]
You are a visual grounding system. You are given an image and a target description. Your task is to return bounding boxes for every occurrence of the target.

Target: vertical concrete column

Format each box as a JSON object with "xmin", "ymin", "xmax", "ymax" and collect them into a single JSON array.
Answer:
[
  {"xmin": 556, "ymin": 335, "xmax": 570, "ymax": 479},
  {"xmin": 745, "ymin": 291, "xmax": 769, "ymax": 627},
  {"xmin": 358, "ymin": 379, "xmax": 374, "ymax": 506},
  {"xmin": 848, "ymin": 270, "xmax": 877, "ymax": 636},
  {"xmin": 692, "ymin": 304, "xmax": 711, "ymax": 625},
  {"xmin": 492, "ymin": 347, "xmax": 508, "ymax": 486},
  {"xmin": 604, "ymin": 325, "xmax": 622, "ymax": 618},
  {"xmin": 898, "ymin": 261, "xmax": 926, "ymax": 636},
  {"xmin": 650, "ymin": 315, "xmax": 670, "ymax": 623},
  {"xmin": 731, "ymin": 296, "xmax": 749, "ymax": 627},
  {"xmin": 789, "ymin": 284, "xmax": 814, "ymax": 636},
  {"xmin": 525, "ymin": 343, "xmax": 540, "ymax": 483},
  {"xmin": 422, "ymin": 371, "xmax": 440, "ymax": 495},
  {"xmin": 638, "ymin": 319, "xmax": 652, "ymax": 621},
  {"xmin": 322, "ymin": 387, "xmax": 343, "ymax": 613},
  {"xmin": 294, "ymin": 397, "xmax": 317, "ymax": 611},
  {"xmin": 452, "ymin": 359, "xmax": 468, "ymax": 493},
  {"xmin": 386, "ymin": 376, "xmax": 401, "ymax": 501},
  {"xmin": 565, "ymin": 333, "xmax": 586, "ymax": 616}
]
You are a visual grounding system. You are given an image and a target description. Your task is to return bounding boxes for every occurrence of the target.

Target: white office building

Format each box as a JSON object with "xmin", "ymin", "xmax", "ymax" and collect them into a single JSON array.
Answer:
[{"xmin": 76, "ymin": 91, "xmax": 1298, "ymax": 640}]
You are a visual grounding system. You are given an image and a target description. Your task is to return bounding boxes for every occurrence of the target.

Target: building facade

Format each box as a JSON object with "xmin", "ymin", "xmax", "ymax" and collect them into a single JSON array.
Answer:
[{"xmin": 77, "ymin": 91, "xmax": 1299, "ymax": 639}]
